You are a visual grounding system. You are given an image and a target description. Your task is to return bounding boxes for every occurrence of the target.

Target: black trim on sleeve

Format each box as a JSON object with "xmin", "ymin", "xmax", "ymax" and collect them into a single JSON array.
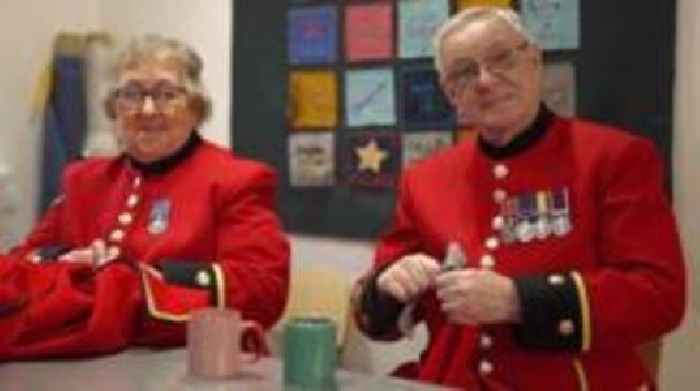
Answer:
[
  {"xmin": 513, "ymin": 273, "xmax": 583, "ymax": 350},
  {"xmin": 36, "ymin": 245, "xmax": 70, "ymax": 262},
  {"xmin": 360, "ymin": 265, "xmax": 407, "ymax": 339},
  {"xmin": 160, "ymin": 261, "xmax": 214, "ymax": 290}
]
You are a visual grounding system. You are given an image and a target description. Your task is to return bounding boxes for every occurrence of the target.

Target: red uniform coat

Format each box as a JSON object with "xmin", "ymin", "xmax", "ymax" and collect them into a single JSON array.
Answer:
[
  {"xmin": 356, "ymin": 115, "xmax": 685, "ymax": 390},
  {"xmin": 0, "ymin": 137, "xmax": 290, "ymax": 360}
]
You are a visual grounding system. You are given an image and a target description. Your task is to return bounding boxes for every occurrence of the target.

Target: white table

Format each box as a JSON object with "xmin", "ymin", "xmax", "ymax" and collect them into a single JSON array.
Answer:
[{"xmin": 0, "ymin": 348, "xmax": 452, "ymax": 390}]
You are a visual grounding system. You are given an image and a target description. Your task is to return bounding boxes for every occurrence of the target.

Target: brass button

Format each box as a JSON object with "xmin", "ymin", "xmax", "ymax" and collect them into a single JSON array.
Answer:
[
  {"xmin": 196, "ymin": 270, "xmax": 211, "ymax": 287},
  {"xmin": 493, "ymin": 164, "xmax": 509, "ymax": 179},
  {"xmin": 559, "ymin": 319, "xmax": 575, "ymax": 336},
  {"xmin": 480, "ymin": 254, "xmax": 496, "ymax": 269},
  {"xmin": 126, "ymin": 194, "xmax": 140, "ymax": 208},
  {"xmin": 493, "ymin": 189, "xmax": 508, "ymax": 203},
  {"xmin": 548, "ymin": 274, "xmax": 565, "ymax": 285},
  {"xmin": 132, "ymin": 177, "xmax": 142, "ymax": 188},
  {"xmin": 485, "ymin": 237, "xmax": 500, "ymax": 250},
  {"xmin": 118, "ymin": 212, "xmax": 133, "ymax": 226},
  {"xmin": 109, "ymin": 229, "xmax": 125, "ymax": 242},
  {"xmin": 478, "ymin": 360, "xmax": 494, "ymax": 375},
  {"xmin": 480, "ymin": 334, "xmax": 493, "ymax": 349}
]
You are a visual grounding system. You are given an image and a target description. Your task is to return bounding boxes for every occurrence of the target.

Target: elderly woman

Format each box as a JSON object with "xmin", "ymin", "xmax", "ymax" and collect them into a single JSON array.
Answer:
[{"xmin": 0, "ymin": 35, "xmax": 289, "ymax": 360}]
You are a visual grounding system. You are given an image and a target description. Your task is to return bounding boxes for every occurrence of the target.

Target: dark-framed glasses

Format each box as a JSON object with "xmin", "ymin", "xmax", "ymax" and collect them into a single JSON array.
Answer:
[
  {"xmin": 446, "ymin": 41, "xmax": 530, "ymax": 90},
  {"xmin": 114, "ymin": 82, "xmax": 188, "ymax": 112}
]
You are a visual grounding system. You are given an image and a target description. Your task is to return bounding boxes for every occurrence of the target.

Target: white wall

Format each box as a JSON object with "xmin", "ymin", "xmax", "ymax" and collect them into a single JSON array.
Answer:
[
  {"xmin": 0, "ymin": 0, "xmax": 98, "ymax": 246},
  {"xmin": 663, "ymin": 0, "xmax": 700, "ymax": 389},
  {"xmin": 98, "ymin": 0, "xmax": 231, "ymax": 147}
]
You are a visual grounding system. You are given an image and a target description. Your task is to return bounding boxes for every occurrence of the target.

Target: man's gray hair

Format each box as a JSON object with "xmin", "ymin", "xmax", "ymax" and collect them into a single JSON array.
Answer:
[
  {"xmin": 432, "ymin": 7, "xmax": 537, "ymax": 76},
  {"xmin": 107, "ymin": 34, "xmax": 211, "ymax": 124}
]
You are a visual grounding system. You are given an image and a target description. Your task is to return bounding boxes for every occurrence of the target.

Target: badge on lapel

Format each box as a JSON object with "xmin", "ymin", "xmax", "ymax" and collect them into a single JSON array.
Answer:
[{"xmin": 148, "ymin": 199, "xmax": 171, "ymax": 235}]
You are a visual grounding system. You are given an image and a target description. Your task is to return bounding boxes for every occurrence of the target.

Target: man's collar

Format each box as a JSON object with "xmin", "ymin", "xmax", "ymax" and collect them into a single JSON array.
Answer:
[{"xmin": 477, "ymin": 104, "xmax": 554, "ymax": 160}]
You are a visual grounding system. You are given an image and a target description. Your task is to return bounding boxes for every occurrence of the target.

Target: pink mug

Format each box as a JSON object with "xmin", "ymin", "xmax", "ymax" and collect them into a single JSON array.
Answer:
[{"xmin": 187, "ymin": 307, "xmax": 268, "ymax": 379}]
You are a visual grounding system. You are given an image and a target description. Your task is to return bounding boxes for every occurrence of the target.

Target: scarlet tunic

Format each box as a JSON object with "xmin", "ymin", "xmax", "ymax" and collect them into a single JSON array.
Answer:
[
  {"xmin": 0, "ymin": 135, "xmax": 290, "ymax": 360},
  {"xmin": 355, "ymin": 111, "xmax": 685, "ymax": 390}
]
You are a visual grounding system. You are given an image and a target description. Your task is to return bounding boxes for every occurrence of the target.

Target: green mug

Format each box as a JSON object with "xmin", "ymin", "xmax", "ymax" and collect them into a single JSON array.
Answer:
[{"xmin": 283, "ymin": 316, "xmax": 338, "ymax": 391}]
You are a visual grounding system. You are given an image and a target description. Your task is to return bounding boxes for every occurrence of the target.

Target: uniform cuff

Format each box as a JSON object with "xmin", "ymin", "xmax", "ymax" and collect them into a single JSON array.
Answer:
[
  {"xmin": 161, "ymin": 261, "xmax": 227, "ymax": 309},
  {"xmin": 359, "ymin": 267, "xmax": 406, "ymax": 339},
  {"xmin": 513, "ymin": 271, "xmax": 591, "ymax": 351}
]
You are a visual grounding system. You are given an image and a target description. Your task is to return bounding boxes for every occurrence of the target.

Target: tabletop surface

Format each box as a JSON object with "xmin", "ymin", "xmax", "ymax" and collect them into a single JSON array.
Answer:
[{"xmin": 0, "ymin": 348, "xmax": 452, "ymax": 390}]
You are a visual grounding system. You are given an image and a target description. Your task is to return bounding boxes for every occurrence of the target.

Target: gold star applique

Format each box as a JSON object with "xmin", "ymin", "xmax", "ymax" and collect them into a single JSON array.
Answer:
[{"xmin": 355, "ymin": 139, "xmax": 388, "ymax": 174}]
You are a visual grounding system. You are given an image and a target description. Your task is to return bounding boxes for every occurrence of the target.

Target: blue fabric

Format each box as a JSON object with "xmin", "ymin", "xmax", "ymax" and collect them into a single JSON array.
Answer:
[{"xmin": 39, "ymin": 55, "xmax": 86, "ymax": 214}]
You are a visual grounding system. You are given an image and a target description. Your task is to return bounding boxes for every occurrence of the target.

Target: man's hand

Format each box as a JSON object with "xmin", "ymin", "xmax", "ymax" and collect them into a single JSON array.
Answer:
[
  {"xmin": 435, "ymin": 269, "xmax": 521, "ymax": 325},
  {"xmin": 376, "ymin": 254, "xmax": 441, "ymax": 303}
]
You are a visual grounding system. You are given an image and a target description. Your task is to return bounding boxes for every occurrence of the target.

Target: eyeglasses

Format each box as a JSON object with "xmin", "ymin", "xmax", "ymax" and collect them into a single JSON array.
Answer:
[
  {"xmin": 114, "ymin": 83, "xmax": 188, "ymax": 112},
  {"xmin": 444, "ymin": 41, "xmax": 530, "ymax": 91}
]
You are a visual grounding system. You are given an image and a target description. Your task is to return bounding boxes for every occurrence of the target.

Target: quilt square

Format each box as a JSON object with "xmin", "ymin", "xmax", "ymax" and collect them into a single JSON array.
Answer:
[
  {"xmin": 398, "ymin": 0, "xmax": 449, "ymax": 59},
  {"xmin": 288, "ymin": 6, "xmax": 338, "ymax": 64},
  {"xmin": 345, "ymin": 2, "xmax": 394, "ymax": 62},
  {"xmin": 399, "ymin": 64, "xmax": 455, "ymax": 129},
  {"xmin": 288, "ymin": 70, "xmax": 338, "ymax": 129},
  {"xmin": 521, "ymin": 0, "xmax": 580, "ymax": 50},
  {"xmin": 345, "ymin": 68, "xmax": 396, "ymax": 127},
  {"xmin": 339, "ymin": 131, "xmax": 401, "ymax": 188},
  {"xmin": 402, "ymin": 131, "xmax": 453, "ymax": 168},
  {"xmin": 288, "ymin": 132, "xmax": 335, "ymax": 187}
]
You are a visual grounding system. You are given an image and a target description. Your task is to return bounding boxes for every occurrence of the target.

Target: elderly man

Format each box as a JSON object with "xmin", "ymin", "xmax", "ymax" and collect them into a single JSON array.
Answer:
[{"xmin": 352, "ymin": 7, "xmax": 685, "ymax": 390}]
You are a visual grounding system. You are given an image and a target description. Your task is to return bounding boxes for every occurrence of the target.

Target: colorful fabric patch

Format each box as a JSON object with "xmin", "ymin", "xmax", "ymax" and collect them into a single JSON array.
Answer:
[
  {"xmin": 288, "ymin": 70, "xmax": 338, "ymax": 129},
  {"xmin": 521, "ymin": 0, "xmax": 580, "ymax": 50},
  {"xmin": 456, "ymin": 0, "xmax": 513, "ymax": 10},
  {"xmin": 339, "ymin": 131, "xmax": 400, "ymax": 188},
  {"xmin": 399, "ymin": 64, "xmax": 454, "ymax": 129},
  {"xmin": 542, "ymin": 61, "xmax": 576, "ymax": 117},
  {"xmin": 345, "ymin": 68, "xmax": 396, "ymax": 127},
  {"xmin": 288, "ymin": 6, "xmax": 338, "ymax": 64},
  {"xmin": 402, "ymin": 131, "xmax": 453, "ymax": 168},
  {"xmin": 288, "ymin": 132, "xmax": 335, "ymax": 187},
  {"xmin": 398, "ymin": 0, "xmax": 450, "ymax": 59},
  {"xmin": 345, "ymin": 3, "xmax": 394, "ymax": 62}
]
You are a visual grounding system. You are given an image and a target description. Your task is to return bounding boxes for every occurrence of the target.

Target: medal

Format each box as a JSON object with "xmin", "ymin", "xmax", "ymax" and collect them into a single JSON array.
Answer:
[
  {"xmin": 551, "ymin": 188, "xmax": 572, "ymax": 237},
  {"xmin": 535, "ymin": 191, "xmax": 551, "ymax": 240},
  {"xmin": 148, "ymin": 199, "xmax": 171, "ymax": 235}
]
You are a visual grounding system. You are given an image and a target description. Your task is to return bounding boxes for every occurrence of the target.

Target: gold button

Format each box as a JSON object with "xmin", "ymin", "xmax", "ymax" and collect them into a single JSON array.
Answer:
[
  {"xmin": 126, "ymin": 194, "xmax": 140, "ymax": 208},
  {"xmin": 493, "ymin": 189, "xmax": 508, "ymax": 203},
  {"xmin": 485, "ymin": 237, "xmax": 499, "ymax": 250},
  {"xmin": 196, "ymin": 270, "xmax": 211, "ymax": 287},
  {"xmin": 480, "ymin": 334, "xmax": 493, "ymax": 349},
  {"xmin": 478, "ymin": 360, "xmax": 494, "ymax": 375},
  {"xmin": 559, "ymin": 319, "xmax": 575, "ymax": 336},
  {"xmin": 492, "ymin": 215, "xmax": 504, "ymax": 230},
  {"xmin": 493, "ymin": 164, "xmax": 509, "ymax": 179},
  {"xmin": 118, "ymin": 212, "xmax": 133, "ymax": 226},
  {"xmin": 548, "ymin": 274, "xmax": 565, "ymax": 285},
  {"xmin": 109, "ymin": 229, "xmax": 125, "ymax": 242},
  {"xmin": 132, "ymin": 177, "xmax": 142, "ymax": 188},
  {"xmin": 480, "ymin": 254, "xmax": 496, "ymax": 269}
]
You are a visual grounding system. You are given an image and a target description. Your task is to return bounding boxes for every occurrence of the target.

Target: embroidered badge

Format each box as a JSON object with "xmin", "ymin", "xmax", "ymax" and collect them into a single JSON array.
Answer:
[{"xmin": 148, "ymin": 199, "xmax": 171, "ymax": 235}]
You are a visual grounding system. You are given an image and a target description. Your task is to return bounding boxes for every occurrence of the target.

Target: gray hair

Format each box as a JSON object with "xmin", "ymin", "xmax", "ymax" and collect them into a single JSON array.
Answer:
[
  {"xmin": 105, "ymin": 34, "xmax": 211, "ymax": 124},
  {"xmin": 432, "ymin": 7, "xmax": 537, "ymax": 76}
]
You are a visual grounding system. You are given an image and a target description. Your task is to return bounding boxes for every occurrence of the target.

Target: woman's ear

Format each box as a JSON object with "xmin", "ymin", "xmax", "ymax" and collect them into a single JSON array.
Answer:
[{"xmin": 103, "ymin": 91, "xmax": 118, "ymax": 120}]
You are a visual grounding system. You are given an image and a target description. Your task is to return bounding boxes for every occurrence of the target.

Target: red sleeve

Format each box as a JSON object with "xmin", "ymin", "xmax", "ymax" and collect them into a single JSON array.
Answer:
[
  {"xmin": 213, "ymin": 164, "xmax": 290, "ymax": 329},
  {"xmin": 581, "ymin": 138, "xmax": 686, "ymax": 349}
]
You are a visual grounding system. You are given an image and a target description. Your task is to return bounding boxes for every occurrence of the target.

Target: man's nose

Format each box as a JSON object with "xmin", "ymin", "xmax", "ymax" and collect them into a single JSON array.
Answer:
[{"xmin": 141, "ymin": 95, "xmax": 157, "ymax": 114}]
